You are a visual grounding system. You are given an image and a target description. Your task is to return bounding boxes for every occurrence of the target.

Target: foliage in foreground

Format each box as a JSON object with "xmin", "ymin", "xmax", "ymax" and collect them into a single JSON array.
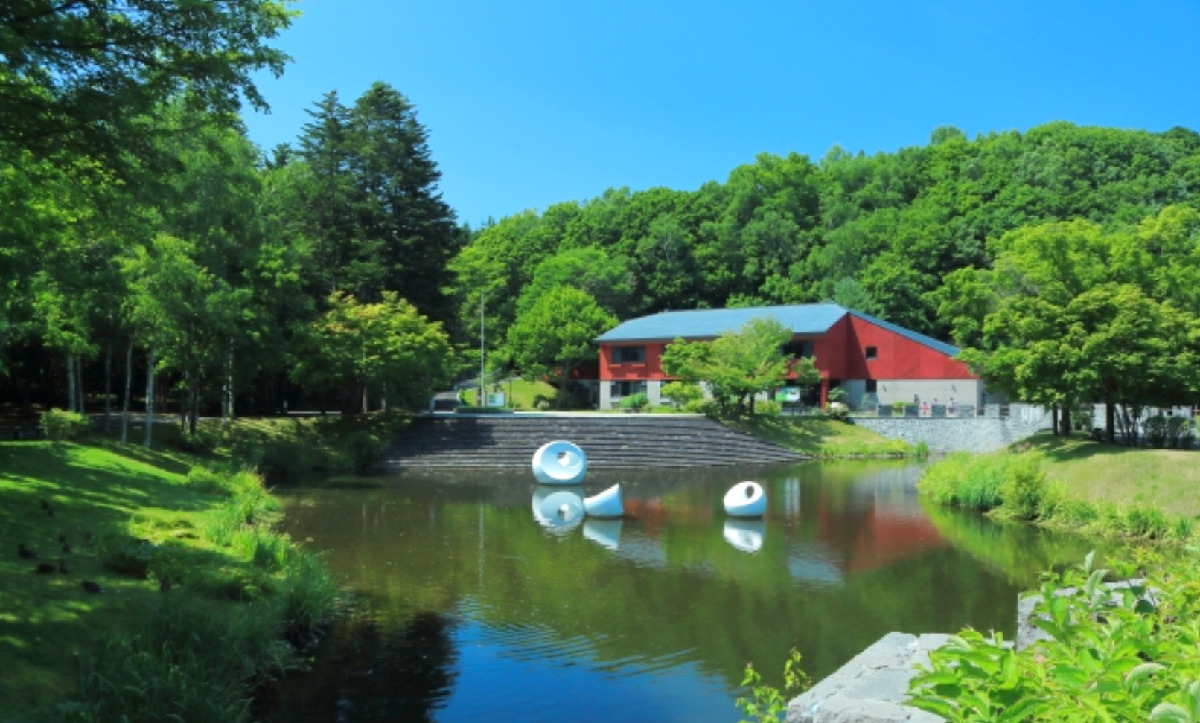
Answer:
[
  {"xmin": 736, "ymin": 649, "xmax": 810, "ymax": 723},
  {"xmin": 909, "ymin": 551, "xmax": 1200, "ymax": 723}
]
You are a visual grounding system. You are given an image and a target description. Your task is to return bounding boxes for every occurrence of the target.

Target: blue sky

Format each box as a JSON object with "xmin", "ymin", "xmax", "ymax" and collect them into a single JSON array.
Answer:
[{"xmin": 244, "ymin": 1, "xmax": 1200, "ymax": 228}]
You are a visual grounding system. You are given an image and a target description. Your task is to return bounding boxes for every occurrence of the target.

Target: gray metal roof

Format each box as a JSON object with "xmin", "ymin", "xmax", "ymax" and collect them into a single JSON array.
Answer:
[{"xmin": 595, "ymin": 303, "xmax": 961, "ymax": 357}]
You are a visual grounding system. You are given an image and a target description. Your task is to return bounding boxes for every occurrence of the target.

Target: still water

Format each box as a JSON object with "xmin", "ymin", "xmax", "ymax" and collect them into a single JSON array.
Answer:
[{"xmin": 262, "ymin": 461, "xmax": 1094, "ymax": 723}]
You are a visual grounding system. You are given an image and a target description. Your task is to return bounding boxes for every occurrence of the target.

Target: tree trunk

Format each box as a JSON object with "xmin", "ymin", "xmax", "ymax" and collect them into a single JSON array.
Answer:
[
  {"xmin": 121, "ymin": 340, "xmax": 132, "ymax": 445},
  {"xmin": 66, "ymin": 353, "xmax": 77, "ymax": 413},
  {"xmin": 76, "ymin": 354, "xmax": 84, "ymax": 415},
  {"xmin": 104, "ymin": 341, "xmax": 112, "ymax": 431},
  {"xmin": 144, "ymin": 342, "xmax": 156, "ymax": 448},
  {"xmin": 222, "ymin": 341, "xmax": 234, "ymax": 427},
  {"xmin": 1051, "ymin": 405, "xmax": 1059, "ymax": 436},
  {"xmin": 1105, "ymin": 402, "xmax": 1115, "ymax": 443},
  {"xmin": 1059, "ymin": 407, "xmax": 1072, "ymax": 436}
]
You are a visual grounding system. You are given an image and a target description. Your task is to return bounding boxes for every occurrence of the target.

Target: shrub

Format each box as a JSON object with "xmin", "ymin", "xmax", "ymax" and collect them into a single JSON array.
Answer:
[
  {"xmin": 917, "ymin": 452, "xmax": 1005, "ymax": 511},
  {"xmin": 1144, "ymin": 414, "xmax": 1169, "ymax": 448},
  {"xmin": 909, "ymin": 552, "xmax": 1200, "ymax": 723},
  {"xmin": 40, "ymin": 408, "xmax": 89, "ymax": 441},
  {"xmin": 619, "ymin": 392, "xmax": 650, "ymax": 411},
  {"xmin": 755, "ymin": 400, "xmax": 782, "ymax": 416},
  {"xmin": 685, "ymin": 398, "xmax": 721, "ymax": 417},
  {"xmin": 661, "ymin": 381, "xmax": 704, "ymax": 409},
  {"xmin": 998, "ymin": 456, "xmax": 1047, "ymax": 521}
]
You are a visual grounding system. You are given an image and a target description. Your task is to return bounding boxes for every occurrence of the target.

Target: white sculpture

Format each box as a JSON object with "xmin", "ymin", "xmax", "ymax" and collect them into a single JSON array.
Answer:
[
  {"xmin": 583, "ymin": 483, "xmax": 623, "ymax": 518},
  {"xmin": 723, "ymin": 519, "xmax": 765, "ymax": 553},
  {"xmin": 723, "ymin": 481, "xmax": 766, "ymax": 518},
  {"xmin": 531, "ymin": 487, "xmax": 585, "ymax": 531},
  {"xmin": 532, "ymin": 440, "xmax": 588, "ymax": 485}
]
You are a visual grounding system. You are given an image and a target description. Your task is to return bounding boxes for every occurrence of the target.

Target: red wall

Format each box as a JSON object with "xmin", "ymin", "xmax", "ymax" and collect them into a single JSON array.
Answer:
[
  {"xmin": 597, "ymin": 314, "xmax": 975, "ymax": 382},
  {"xmin": 600, "ymin": 343, "xmax": 666, "ymax": 381}
]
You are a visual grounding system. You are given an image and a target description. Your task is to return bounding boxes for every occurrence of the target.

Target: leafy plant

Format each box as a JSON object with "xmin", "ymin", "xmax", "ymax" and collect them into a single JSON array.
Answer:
[
  {"xmin": 619, "ymin": 391, "xmax": 650, "ymax": 411},
  {"xmin": 909, "ymin": 551, "xmax": 1200, "ymax": 723},
  {"xmin": 735, "ymin": 649, "xmax": 809, "ymax": 723},
  {"xmin": 40, "ymin": 408, "xmax": 89, "ymax": 441}
]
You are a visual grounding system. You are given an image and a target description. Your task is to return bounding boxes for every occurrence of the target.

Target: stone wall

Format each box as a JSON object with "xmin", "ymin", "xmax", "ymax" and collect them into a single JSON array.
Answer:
[{"xmin": 851, "ymin": 408, "xmax": 1050, "ymax": 453}]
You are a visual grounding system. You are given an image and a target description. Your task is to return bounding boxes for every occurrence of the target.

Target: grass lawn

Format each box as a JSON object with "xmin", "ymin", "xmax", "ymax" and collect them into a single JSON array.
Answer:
[
  {"xmin": 0, "ymin": 438, "xmax": 291, "ymax": 721},
  {"xmin": 726, "ymin": 416, "xmax": 914, "ymax": 458},
  {"xmin": 1021, "ymin": 432, "xmax": 1200, "ymax": 518},
  {"xmin": 462, "ymin": 378, "xmax": 556, "ymax": 409}
]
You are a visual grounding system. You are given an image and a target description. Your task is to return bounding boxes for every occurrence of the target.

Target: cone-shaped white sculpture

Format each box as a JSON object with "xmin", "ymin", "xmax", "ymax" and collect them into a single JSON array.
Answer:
[
  {"xmin": 532, "ymin": 440, "xmax": 588, "ymax": 485},
  {"xmin": 531, "ymin": 487, "xmax": 585, "ymax": 532},
  {"xmin": 583, "ymin": 483, "xmax": 623, "ymax": 518},
  {"xmin": 723, "ymin": 519, "xmax": 765, "ymax": 553},
  {"xmin": 723, "ymin": 481, "xmax": 766, "ymax": 518},
  {"xmin": 583, "ymin": 519, "xmax": 623, "ymax": 550}
]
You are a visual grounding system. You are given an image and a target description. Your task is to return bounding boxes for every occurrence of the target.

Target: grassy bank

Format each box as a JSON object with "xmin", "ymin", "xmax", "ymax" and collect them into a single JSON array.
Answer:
[
  {"xmin": 727, "ymin": 416, "xmax": 916, "ymax": 458},
  {"xmin": 0, "ymin": 436, "xmax": 339, "ymax": 722},
  {"xmin": 906, "ymin": 433, "xmax": 1200, "ymax": 722},
  {"xmin": 918, "ymin": 431, "xmax": 1199, "ymax": 540}
]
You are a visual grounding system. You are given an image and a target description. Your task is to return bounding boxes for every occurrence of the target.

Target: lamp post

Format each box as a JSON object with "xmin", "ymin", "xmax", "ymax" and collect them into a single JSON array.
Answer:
[{"xmin": 479, "ymin": 291, "xmax": 486, "ymax": 407}]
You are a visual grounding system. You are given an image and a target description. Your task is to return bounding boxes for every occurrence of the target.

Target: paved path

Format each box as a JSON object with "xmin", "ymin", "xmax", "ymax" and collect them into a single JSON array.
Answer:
[{"xmin": 786, "ymin": 633, "xmax": 948, "ymax": 723}]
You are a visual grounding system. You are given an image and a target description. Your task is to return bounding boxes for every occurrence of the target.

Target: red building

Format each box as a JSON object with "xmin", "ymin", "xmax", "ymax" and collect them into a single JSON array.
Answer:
[{"xmin": 594, "ymin": 303, "xmax": 981, "ymax": 411}]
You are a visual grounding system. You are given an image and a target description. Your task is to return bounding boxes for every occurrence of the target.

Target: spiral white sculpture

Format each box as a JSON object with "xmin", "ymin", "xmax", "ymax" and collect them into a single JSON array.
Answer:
[
  {"xmin": 583, "ymin": 483, "xmax": 623, "ymax": 518},
  {"xmin": 532, "ymin": 440, "xmax": 588, "ymax": 485},
  {"xmin": 723, "ymin": 481, "xmax": 766, "ymax": 518},
  {"xmin": 583, "ymin": 519, "xmax": 623, "ymax": 550}
]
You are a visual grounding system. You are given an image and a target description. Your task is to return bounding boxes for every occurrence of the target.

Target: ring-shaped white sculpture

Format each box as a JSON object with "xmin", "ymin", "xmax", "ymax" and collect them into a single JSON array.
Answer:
[
  {"xmin": 532, "ymin": 440, "xmax": 588, "ymax": 485},
  {"xmin": 531, "ymin": 487, "xmax": 585, "ymax": 532},
  {"xmin": 723, "ymin": 481, "xmax": 766, "ymax": 518},
  {"xmin": 583, "ymin": 483, "xmax": 623, "ymax": 518}
]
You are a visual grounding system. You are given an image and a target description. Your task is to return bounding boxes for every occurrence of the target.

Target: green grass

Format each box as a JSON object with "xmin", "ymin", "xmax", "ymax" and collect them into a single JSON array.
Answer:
[
  {"xmin": 462, "ymin": 378, "xmax": 556, "ymax": 409},
  {"xmin": 726, "ymin": 416, "xmax": 915, "ymax": 458},
  {"xmin": 917, "ymin": 431, "xmax": 1200, "ymax": 542},
  {"xmin": 1021, "ymin": 432, "xmax": 1200, "ymax": 519},
  {"xmin": 0, "ymin": 437, "xmax": 337, "ymax": 722}
]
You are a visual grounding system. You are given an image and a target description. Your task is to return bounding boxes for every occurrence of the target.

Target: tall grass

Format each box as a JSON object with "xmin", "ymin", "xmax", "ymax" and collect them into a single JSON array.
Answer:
[
  {"xmin": 920, "ymin": 447, "xmax": 1197, "ymax": 543},
  {"xmin": 70, "ymin": 593, "xmax": 292, "ymax": 723}
]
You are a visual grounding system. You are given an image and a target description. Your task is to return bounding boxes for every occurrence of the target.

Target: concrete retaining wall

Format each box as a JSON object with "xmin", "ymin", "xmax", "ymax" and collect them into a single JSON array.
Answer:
[{"xmin": 851, "ymin": 410, "xmax": 1050, "ymax": 454}]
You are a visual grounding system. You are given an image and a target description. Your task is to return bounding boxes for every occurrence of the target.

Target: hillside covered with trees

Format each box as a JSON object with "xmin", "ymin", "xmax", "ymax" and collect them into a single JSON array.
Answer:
[{"xmin": 3, "ymin": 2, "xmax": 1199, "ymax": 424}]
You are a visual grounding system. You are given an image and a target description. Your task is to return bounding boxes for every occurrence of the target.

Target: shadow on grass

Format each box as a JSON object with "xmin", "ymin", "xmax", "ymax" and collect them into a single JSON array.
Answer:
[
  {"xmin": 0, "ymin": 439, "xmax": 260, "ymax": 719},
  {"xmin": 1021, "ymin": 432, "xmax": 1137, "ymax": 463}
]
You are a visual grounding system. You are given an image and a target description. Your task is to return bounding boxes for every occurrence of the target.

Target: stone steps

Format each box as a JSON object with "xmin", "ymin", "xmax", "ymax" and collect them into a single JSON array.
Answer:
[{"xmin": 372, "ymin": 414, "xmax": 806, "ymax": 470}]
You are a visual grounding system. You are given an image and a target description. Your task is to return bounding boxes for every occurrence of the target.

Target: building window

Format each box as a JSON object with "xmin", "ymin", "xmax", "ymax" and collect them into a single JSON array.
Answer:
[
  {"xmin": 610, "ymin": 380, "xmax": 647, "ymax": 397},
  {"xmin": 783, "ymin": 339, "xmax": 815, "ymax": 358},
  {"xmin": 865, "ymin": 346, "xmax": 877, "ymax": 360},
  {"xmin": 865, "ymin": 379, "xmax": 877, "ymax": 393},
  {"xmin": 613, "ymin": 346, "xmax": 646, "ymax": 363}
]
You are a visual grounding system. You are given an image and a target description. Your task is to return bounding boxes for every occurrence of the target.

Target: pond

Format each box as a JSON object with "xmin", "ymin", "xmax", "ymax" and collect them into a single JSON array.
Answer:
[{"xmin": 261, "ymin": 461, "xmax": 1096, "ymax": 723}]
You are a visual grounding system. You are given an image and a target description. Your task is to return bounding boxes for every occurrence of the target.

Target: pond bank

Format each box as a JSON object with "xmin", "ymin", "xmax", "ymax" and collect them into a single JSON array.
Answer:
[{"xmin": 0, "ymin": 438, "xmax": 340, "ymax": 722}]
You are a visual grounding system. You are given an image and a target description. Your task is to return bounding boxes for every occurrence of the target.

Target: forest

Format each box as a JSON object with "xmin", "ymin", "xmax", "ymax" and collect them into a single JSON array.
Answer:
[{"xmin": 3, "ymin": 2, "xmax": 1200, "ymax": 427}]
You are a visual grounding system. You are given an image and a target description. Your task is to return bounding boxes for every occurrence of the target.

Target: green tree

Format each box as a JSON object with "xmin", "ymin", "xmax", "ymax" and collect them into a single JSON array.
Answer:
[
  {"xmin": 0, "ymin": 0, "xmax": 294, "ymax": 169},
  {"xmin": 292, "ymin": 291, "xmax": 452, "ymax": 414},
  {"xmin": 504, "ymin": 287, "xmax": 616, "ymax": 408},
  {"xmin": 661, "ymin": 317, "xmax": 807, "ymax": 415}
]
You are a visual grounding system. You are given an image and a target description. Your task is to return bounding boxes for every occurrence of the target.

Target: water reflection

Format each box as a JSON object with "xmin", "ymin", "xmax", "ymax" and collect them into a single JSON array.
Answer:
[
  {"xmin": 582, "ymin": 519, "xmax": 622, "ymax": 551},
  {"xmin": 722, "ymin": 520, "xmax": 765, "ymax": 553},
  {"xmin": 530, "ymin": 486, "xmax": 585, "ymax": 532},
  {"xmin": 265, "ymin": 461, "xmax": 1097, "ymax": 723}
]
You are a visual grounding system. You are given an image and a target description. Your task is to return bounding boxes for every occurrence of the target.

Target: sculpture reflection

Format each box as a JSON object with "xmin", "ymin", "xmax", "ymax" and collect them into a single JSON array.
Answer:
[
  {"xmin": 582, "ymin": 519, "xmax": 623, "ymax": 550},
  {"xmin": 722, "ymin": 519, "xmax": 765, "ymax": 553},
  {"xmin": 531, "ymin": 486, "xmax": 585, "ymax": 532}
]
